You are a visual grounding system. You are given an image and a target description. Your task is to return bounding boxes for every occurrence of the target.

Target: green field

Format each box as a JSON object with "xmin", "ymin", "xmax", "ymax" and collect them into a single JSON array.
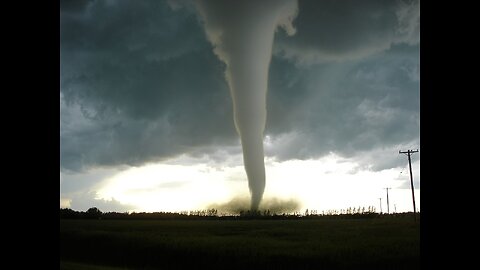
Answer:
[{"xmin": 60, "ymin": 216, "xmax": 420, "ymax": 270}]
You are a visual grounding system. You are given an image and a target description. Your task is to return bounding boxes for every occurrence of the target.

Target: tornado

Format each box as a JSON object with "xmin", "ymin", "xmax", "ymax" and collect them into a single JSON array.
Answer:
[{"xmin": 195, "ymin": 0, "xmax": 298, "ymax": 211}]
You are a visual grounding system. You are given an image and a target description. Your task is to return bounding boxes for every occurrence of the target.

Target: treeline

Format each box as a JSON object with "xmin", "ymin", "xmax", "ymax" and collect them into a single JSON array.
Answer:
[
  {"xmin": 59, "ymin": 207, "xmax": 216, "ymax": 220},
  {"xmin": 60, "ymin": 207, "xmax": 417, "ymax": 220}
]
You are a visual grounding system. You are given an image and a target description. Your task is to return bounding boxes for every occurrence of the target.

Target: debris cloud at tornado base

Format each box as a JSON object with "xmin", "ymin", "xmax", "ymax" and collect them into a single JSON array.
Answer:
[{"xmin": 207, "ymin": 196, "xmax": 301, "ymax": 215}]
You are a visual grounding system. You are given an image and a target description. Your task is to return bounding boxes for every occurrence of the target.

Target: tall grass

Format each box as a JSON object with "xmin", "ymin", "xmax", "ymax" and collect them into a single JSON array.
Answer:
[{"xmin": 60, "ymin": 217, "xmax": 419, "ymax": 270}]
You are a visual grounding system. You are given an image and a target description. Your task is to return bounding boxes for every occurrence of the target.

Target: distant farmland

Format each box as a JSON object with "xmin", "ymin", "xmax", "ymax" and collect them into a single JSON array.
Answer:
[{"xmin": 60, "ymin": 215, "xmax": 419, "ymax": 270}]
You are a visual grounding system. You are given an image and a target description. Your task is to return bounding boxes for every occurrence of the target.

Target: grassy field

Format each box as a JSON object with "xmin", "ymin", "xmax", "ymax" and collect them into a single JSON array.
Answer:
[{"xmin": 60, "ymin": 216, "xmax": 420, "ymax": 270}]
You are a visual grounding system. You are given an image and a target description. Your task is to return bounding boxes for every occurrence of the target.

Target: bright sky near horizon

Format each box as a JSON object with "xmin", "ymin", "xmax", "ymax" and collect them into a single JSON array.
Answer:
[
  {"xmin": 60, "ymin": 0, "xmax": 420, "ymax": 214},
  {"xmin": 61, "ymin": 148, "xmax": 420, "ymax": 214}
]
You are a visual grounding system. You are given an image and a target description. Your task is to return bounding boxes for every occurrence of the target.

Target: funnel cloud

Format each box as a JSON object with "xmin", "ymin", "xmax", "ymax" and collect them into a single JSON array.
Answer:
[{"xmin": 196, "ymin": 0, "xmax": 298, "ymax": 211}]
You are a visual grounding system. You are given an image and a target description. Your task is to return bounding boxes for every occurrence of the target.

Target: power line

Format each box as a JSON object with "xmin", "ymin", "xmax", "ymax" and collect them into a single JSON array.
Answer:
[{"xmin": 399, "ymin": 149, "xmax": 419, "ymax": 222}]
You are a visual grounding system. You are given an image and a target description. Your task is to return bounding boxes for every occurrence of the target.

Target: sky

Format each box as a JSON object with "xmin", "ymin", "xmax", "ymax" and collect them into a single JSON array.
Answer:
[{"xmin": 60, "ymin": 0, "xmax": 420, "ymax": 214}]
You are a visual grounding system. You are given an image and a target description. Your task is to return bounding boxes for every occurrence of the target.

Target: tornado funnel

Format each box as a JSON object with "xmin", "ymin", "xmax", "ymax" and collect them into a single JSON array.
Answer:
[{"xmin": 196, "ymin": 0, "xmax": 298, "ymax": 211}]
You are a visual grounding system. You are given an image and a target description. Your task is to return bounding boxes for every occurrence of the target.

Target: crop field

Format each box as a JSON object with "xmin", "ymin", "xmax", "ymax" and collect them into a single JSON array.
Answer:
[{"xmin": 60, "ymin": 216, "xmax": 420, "ymax": 270}]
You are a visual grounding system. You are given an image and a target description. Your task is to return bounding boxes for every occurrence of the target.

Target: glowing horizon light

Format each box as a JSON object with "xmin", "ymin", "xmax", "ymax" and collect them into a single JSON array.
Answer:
[
  {"xmin": 91, "ymin": 153, "xmax": 419, "ymax": 214},
  {"xmin": 96, "ymin": 162, "xmax": 246, "ymax": 212},
  {"xmin": 60, "ymin": 198, "xmax": 72, "ymax": 208}
]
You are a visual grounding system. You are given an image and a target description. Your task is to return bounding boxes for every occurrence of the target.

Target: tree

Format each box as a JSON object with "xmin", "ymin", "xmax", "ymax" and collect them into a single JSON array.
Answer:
[
  {"xmin": 86, "ymin": 207, "xmax": 102, "ymax": 219},
  {"xmin": 60, "ymin": 208, "xmax": 80, "ymax": 219}
]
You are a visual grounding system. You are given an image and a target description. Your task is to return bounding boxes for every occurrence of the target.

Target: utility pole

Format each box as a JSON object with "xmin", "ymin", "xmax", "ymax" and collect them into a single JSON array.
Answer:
[
  {"xmin": 385, "ymin": 187, "xmax": 391, "ymax": 214},
  {"xmin": 379, "ymin": 197, "xmax": 382, "ymax": 214},
  {"xmin": 399, "ymin": 149, "xmax": 419, "ymax": 221}
]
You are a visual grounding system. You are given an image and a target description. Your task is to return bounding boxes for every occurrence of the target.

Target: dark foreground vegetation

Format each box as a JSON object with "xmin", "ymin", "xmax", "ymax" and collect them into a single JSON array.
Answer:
[{"xmin": 60, "ymin": 208, "xmax": 419, "ymax": 270}]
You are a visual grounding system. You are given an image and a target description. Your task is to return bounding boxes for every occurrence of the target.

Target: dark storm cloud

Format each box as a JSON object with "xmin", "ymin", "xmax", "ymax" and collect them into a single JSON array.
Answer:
[
  {"xmin": 60, "ymin": 0, "xmax": 419, "ymax": 173},
  {"xmin": 60, "ymin": 0, "xmax": 94, "ymax": 14},
  {"xmin": 274, "ymin": 0, "xmax": 419, "ymax": 64},
  {"xmin": 266, "ymin": 0, "xmax": 419, "ymax": 170},
  {"xmin": 266, "ymin": 43, "xmax": 419, "ymax": 170},
  {"xmin": 60, "ymin": 0, "xmax": 237, "ymax": 171}
]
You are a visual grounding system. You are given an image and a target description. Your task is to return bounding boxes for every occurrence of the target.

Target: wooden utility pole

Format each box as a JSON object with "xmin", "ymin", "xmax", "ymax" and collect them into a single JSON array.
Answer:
[
  {"xmin": 399, "ymin": 149, "xmax": 419, "ymax": 221},
  {"xmin": 385, "ymin": 187, "xmax": 391, "ymax": 214},
  {"xmin": 379, "ymin": 197, "xmax": 382, "ymax": 214}
]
